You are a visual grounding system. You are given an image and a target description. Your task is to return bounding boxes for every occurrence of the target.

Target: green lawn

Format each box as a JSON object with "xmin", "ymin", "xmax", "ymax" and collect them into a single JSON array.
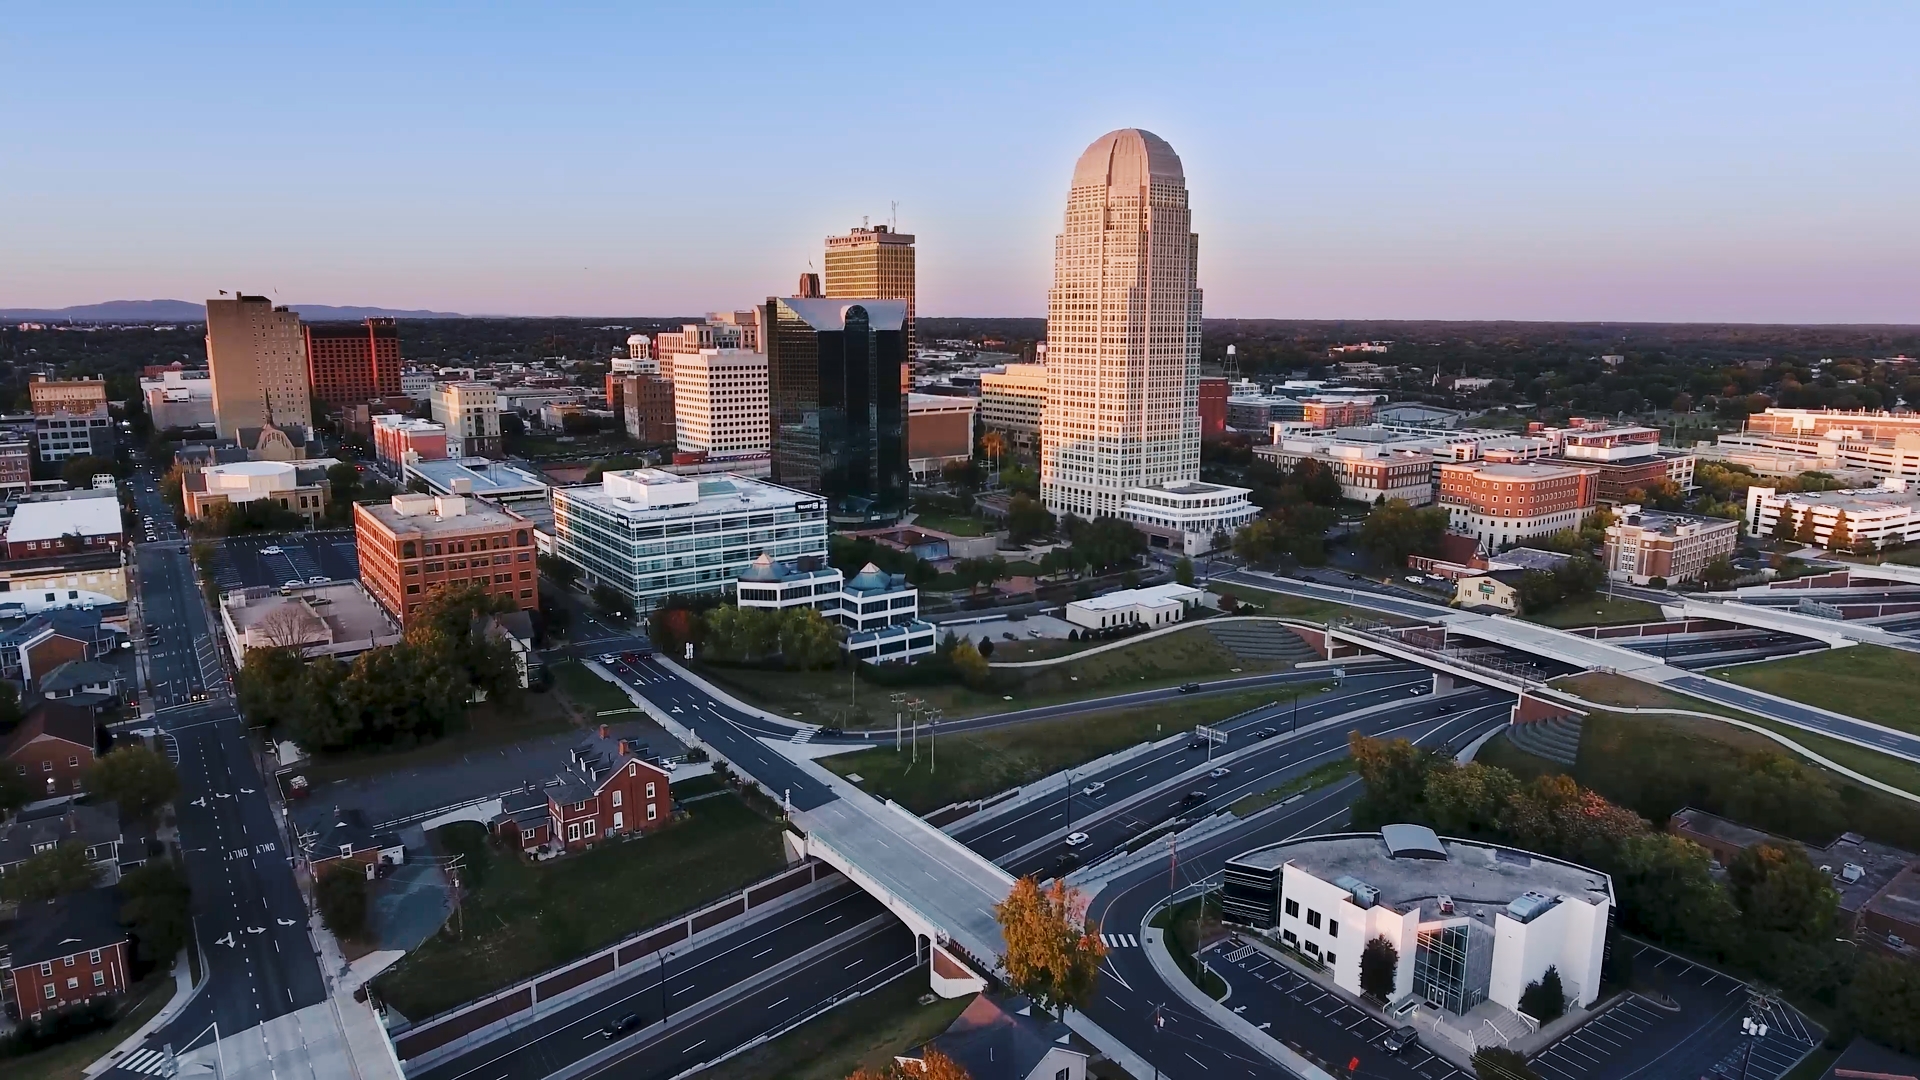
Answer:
[
  {"xmin": 1522, "ymin": 596, "xmax": 1664, "ymax": 629},
  {"xmin": 696, "ymin": 626, "xmax": 1295, "ymax": 729},
  {"xmin": 550, "ymin": 659, "xmax": 639, "ymax": 714},
  {"xmin": 1226, "ymin": 759, "xmax": 1354, "ymax": 817},
  {"xmin": 907, "ymin": 511, "xmax": 987, "ymax": 537},
  {"xmin": 711, "ymin": 974, "xmax": 969, "ymax": 1080},
  {"xmin": 301, "ymin": 692, "xmax": 577, "ymax": 785},
  {"xmin": 1560, "ymin": 671, "xmax": 1920, "ymax": 798},
  {"xmin": 1708, "ymin": 644, "xmax": 1920, "ymax": 736},
  {"xmin": 824, "ymin": 688, "xmax": 1319, "ymax": 813},
  {"xmin": 8, "ymin": 973, "xmax": 175, "ymax": 1080},
  {"xmin": 1207, "ymin": 579, "xmax": 1403, "ymax": 624},
  {"xmin": 371, "ymin": 794, "xmax": 788, "ymax": 1020}
]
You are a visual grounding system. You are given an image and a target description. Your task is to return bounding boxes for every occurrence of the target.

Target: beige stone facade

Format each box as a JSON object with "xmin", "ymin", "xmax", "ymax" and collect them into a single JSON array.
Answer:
[{"xmin": 206, "ymin": 295, "xmax": 313, "ymax": 439}]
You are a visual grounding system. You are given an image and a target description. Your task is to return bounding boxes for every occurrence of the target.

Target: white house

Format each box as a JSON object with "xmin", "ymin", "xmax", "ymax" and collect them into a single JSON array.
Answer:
[
  {"xmin": 1064, "ymin": 583, "xmax": 1202, "ymax": 632},
  {"xmin": 1222, "ymin": 825, "xmax": 1612, "ymax": 1020}
]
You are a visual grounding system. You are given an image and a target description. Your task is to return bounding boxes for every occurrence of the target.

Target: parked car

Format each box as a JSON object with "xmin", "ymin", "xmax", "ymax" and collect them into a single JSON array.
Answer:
[
  {"xmin": 1382, "ymin": 1025, "xmax": 1418, "ymax": 1053},
  {"xmin": 1404, "ymin": 575, "xmax": 1424, "ymax": 584},
  {"xmin": 284, "ymin": 580, "xmax": 304, "ymax": 589},
  {"xmin": 308, "ymin": 576, "xmax": 329, "ymax": 585},
  {"xmin": 1064, "ymin": 832, "xmax": 1090, "ymax": 847},
  {"xmin": 1080, "ymin": 781, "xmax": 1106, "ymax": 797},
  {"xmin": 1178, "ymin": 682, "xmax": 1202, "ymax": 693},
  {"xmin": 1208, "ymin": 766, "xmax": 1232, "ymax": 779},
  {"xmin": 261, "ymin": 545, "xmax": 283, "ymax": 555},
  {"xmin": 1004, "ymin": 632, "xmax": 1018, "ymax": 641},
  {"xmin": 601, "ymin": 1013, "xmax": 642, "ymax": 1039}
]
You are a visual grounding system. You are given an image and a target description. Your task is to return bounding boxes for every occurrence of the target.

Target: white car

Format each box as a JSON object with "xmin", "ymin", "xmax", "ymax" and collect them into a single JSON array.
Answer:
[
  {"xmin": 1064, "ymin": 832, "xmax": 1090, "ymax": 847},
  {"xmin": 1080, "ymin": 781, "xmax": 1106, "ymax": 797},
  {"xmin": 1405, "ymin": 575, "xmax": 1424, "ymax": 584},
  {"xmin": 285, "ymin": 579, "xmax": 304, "ymax": 589},
  {"xmin": 1208, "ymin": 767, "xmax": 1232, "ymax": 780},
  {"xmin": 308, "ymin": 576, "xmax": 329, "ymax": 585},
  {"xmin": 261, "ymin": 545, "xmax": 284, "ymax": 555}
]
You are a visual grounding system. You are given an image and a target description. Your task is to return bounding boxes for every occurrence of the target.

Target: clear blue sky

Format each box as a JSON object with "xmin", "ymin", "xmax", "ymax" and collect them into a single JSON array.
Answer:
[{"xmin": 6, "ymin": 3, "xmax": 1919, "ymax": 322}]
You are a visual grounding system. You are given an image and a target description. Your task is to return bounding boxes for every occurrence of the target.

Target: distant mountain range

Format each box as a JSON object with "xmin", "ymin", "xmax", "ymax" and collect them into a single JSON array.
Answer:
[{"xmin": 0, "ymin": 299, "xmax": 469, "ymax": 322}]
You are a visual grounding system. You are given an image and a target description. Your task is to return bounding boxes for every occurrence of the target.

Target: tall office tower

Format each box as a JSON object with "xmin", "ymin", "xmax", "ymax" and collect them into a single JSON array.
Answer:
[
  {"xmin": 1039, "ymin": 129, "xmax": 1202, "ymax": 520},
  {"xmin": 763, "ymin": 296, "xmax": 908, "ymax": 525},
  {"xmin": 673, "ymin": 348, "xmax": 770, "ymax": 456},
  {"xmin": 824, "ymin": 224, "xmax": 915, "ymax": 352},
  {"xmin": 206, "ymin": 295, "xmax": 314, "ymax": 439},
  {"xmin": 305, "ymin": 317, "xmax": 402, "ymax": 412}
]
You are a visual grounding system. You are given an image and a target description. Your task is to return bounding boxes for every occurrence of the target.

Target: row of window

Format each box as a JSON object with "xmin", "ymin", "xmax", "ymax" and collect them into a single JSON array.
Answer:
[{"xmin": 36, "ymin": 948, "xmax": 104, "ymax": 974}]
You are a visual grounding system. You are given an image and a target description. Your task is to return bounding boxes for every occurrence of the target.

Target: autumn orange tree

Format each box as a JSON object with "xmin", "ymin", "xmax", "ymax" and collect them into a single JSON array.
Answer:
[
  {"xmin": 848, "ymin": 1046, "xmax": 972, "ymax": 1079},
  {"xmin": 992, "ymin": 876, "xmax": 1107, "ymax": 1016}
]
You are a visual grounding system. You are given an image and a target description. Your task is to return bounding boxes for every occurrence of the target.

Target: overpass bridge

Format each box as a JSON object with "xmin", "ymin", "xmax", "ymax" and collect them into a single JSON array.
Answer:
[{"xmin": 1667, "ymin": 596, "xmax": 1920, "ymax": 650}]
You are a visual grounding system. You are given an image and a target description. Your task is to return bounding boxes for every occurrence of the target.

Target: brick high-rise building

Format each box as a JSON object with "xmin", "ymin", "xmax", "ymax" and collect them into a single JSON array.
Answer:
[
  {"xmin": 824, "ymin": 224, "xmax": 916, "ymax": 352},
  {"xmin": 1198, "ymin": 377, "xmax": 1228, "ymax": 442},
  {"xmin": 1437, "ymin": 460, "xmax": 1598, "ymax": 553},
  {"xmin": 206, "ymin": 295, "xmax": 312, "ymax": 439},
  {"xmin": 354, "ymin": 493, "xmax": 538, "ymax": 629},
  {"xmin": 304, "ymin": 318, "xmax": 402, "ymax": 412},
  {"xmin": 618, "ymin": 374, "xmax": 675, "ymax": 445},
  {"xmin": 1604, "ymin": 507, "xmax": 1739, "ymax": 585}
]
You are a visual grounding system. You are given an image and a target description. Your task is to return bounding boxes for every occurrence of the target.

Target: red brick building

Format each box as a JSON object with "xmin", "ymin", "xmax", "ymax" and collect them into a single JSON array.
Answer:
[
  {"xmin": 1198, "ymin": 377, "xmax": 1228, "ymax": 442},
  {"xmin": 354, "ymin": 493, "xmax": 538, "ymax": 629},
  {"xmin": 1437, "ymin": 459, "xmax": 1597, "ymax": 554},
  {"xmin": 618, "ymin": 374, "xmax": 676, "ymax": 445},
  {"xmin": 492, "ymin": 729, "xmax": 672, "ymax": 854},
  {"xmin": 4, "ymin": 702, "xmax": 97, "ymax": 800},
  {"xmin": 2, "ymin": 888, "xmax": 131, "ymax": 1022},
  {"xmin": 1301, "ymin": 399, "xmax": 1374, "ymax": 428},
  {"xmin": 305, "ymin": 318, "xmax": 402, "ymax": 413},
  {"xmin": 371, "ymin": 414, "xmax": 449, "ymax": 468}
]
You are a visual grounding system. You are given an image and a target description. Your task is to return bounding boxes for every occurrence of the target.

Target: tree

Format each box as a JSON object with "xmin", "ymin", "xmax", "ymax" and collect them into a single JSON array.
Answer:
[
  {"xmin": 61, "ymin": 456, "xmax": 114, "ymax": 490},
  {"xmin": 119, "ymin": 860, "xmax": 192, "ymax": 965},
  {"xmin": 1825, "ymin": 510, "xmax": 1852, "ymax": 552},
  {"xmin": 1348, "ymin": 733, "xmax": 1443, "ymax": 827},
  {"xmin": 316, "ymin": 863, "xmax": 369, "ymax": 939},
  {"xmin": 778, "ymin": 608, "xmax": 841, "ymax": 670},
  {"xmin": 1174, "ymin": 556, "xmax": 1195, "ymax": 587},
  {"xmin": 1843, "ymin": 953, "xmax": 1920, "ymax": 1054},
  {"xmin": 847, "ymin": 1047, "xmax": 973, "ymax": 1080},
  {"xmin": 1794, "ymin": 506, "xmax": 1818, "ymax": 545},
  {"xmin": 0, "ymin": 767, "xmax": 30, "ymax": 815},
  {"xmin": 992, "ymin": 876, "xmax": 1107, "ymax": 1016},
  {"xmin": 255, "ymin": 604, "xmax": 327, "ymax": 651},
  {"xmin": 0, "ymin": 676, "xmax": 23, "ymax": 735},
  {"xmin": 1727, "ymin": 843, "xmax": 1838, "ymax": 937},
  {"xmin": 0, "ymin": 843, "xmax": 99, "ymax": 903},
  {"xmin": 1700, "ymin": 555, "xmax": 1738, "ymax": 591},
  {"xmin": 1359, "ymin": 936, "xmax": 1398, "ymax": 1003},
  {"xmin": 1519, "ymin": 965, "xmax": 1566, "ymax": 1022},
  {"xmin": 1358, "ymin": 500, "xmax": 1450, "ymax": 568},
  {"xmin": 1771, "ymin": 504, "xmax": 1796, "ymax": 542},
  {"xmin": 950, "ymin": 639, "xmax": 991, "ymax": 688},
  {"xmin": 90, "ymin": 744, "xmax": 180, "ymax": 823},
  {"xmin": 537, "ymin": 552, "xmax": 580, "ymax": 588},
  {"xmin": 1423, "ymin": 761, "xmax": 1521, "ymax": 837},
  {"xmin": 1472, "ymin": 1047, "xmax": 1538, "ymax": 1080},
  {"xmin": 1006, "ymin": 493, "xmax": 1054, "ymax": 545}
]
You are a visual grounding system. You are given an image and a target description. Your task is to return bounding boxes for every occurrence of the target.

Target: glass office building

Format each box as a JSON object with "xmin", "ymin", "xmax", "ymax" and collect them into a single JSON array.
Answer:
[
  {"xmin": 763, "ymin": 297, "xmax": 909, "ymax": 526},
  {"xmin": 548, "ymin": 469, "xmax": 828, "ymax": 614}
]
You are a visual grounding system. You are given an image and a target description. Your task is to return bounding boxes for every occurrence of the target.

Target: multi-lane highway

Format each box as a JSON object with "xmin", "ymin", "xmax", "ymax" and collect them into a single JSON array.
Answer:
[{"xmin": 101, "ymin": 464, "xmax": 329, "ymax": 1075}]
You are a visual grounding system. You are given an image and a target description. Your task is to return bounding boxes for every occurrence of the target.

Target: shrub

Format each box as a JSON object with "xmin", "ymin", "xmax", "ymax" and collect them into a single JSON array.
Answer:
[
  {"xmin": 1519, "ymin": 965, "xmax": 1566, "ymax": 1023},
  {"xmin": 316, "ymin": 864, "xmax": 369, "ymax": 940}
]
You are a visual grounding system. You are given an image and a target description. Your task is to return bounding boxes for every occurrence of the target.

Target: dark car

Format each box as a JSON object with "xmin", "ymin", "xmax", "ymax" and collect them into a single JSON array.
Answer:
[
  {"xmin": 1182, "ymin": 790, "xmax": 1208, "ymax": 806},
  {"xmin": 1187, "ymin": 738, "xmax": 1208, "ymax": 750},
  {"xmin": 602, "ymin": 1013, "xmax": 642, "ymax": 1039},
  {"xmin": 1345, "ymin": 572, "xmax": 1362, "ymax": 581},
  {"xmin": 1382, "ymin": 1025, "xmax": 1418, "ymax": 1053},
  {"xmin": 1178, "ymin": 682, "xmax": 1202, "ymax": 693},
  {"xmin": 1438, "ymin": 703, "xmax": 1456, "ymax": 714},
  {"xmin": 818, "ymin": 726, "xmax": 844, "ymax": 739},
  {"xmin": 1253, "ymin": 726, "xmax": 1279, "ymax": 739}
]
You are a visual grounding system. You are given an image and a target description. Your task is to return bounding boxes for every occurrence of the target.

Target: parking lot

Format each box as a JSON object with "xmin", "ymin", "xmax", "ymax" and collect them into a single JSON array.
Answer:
[
  {"xmin": 1214, "ymin": 938, "xmax": 1819, "ymax": 1080},
  {"xmin": 209, "ymin": 531, "xmax": 360, "ymax": 593},
  {"xmin": 1214, "ymin": 944, "xmax": 1472, "ymax": 1080}
]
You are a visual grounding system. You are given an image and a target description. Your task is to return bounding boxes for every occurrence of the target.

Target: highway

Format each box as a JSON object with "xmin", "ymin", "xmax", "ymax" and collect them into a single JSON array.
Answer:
[{"xmin": 408, "ymin": 654, "xmax": 1505, "ymax": 1080}]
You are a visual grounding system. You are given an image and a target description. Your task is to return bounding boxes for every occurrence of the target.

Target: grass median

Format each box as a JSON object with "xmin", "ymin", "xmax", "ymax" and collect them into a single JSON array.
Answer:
[
  {"xmin": 1521, "ymin": 595, "xmax": 1664, "ymax": 629},
  {"xmin": 370, "ymin": 792, "xmax": 787, "ymax": 1021},
  {"xmin": 823, "ymin": 687, "xmax": 1323, "ymax": 814},
  {"xmin": 713, "ymin": 974, "xmax": 970, "ymax": 1080},
  {"xmin": 1226, "ymin": 758, "xmax": 1355, "ymax": 818},
  {"xmin": 695, "ymin": 624, "xmax": 1297, "ymax": 729},
  {"xmin": 1706, "ymin": 644, "xmax": 1920, "ymax": 736},
  {"xmin": 1207, "ymin": 579, "xmax": 1408, "ymax": 624}
]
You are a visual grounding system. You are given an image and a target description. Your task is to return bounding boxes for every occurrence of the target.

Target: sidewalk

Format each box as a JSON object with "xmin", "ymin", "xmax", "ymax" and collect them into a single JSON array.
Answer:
[{"xmin": 83, "ymin": 950, "xmax": 201, "ymax": 1079}]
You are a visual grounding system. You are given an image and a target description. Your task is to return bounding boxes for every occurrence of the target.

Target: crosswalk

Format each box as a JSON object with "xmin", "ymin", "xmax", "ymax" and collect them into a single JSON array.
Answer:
[
  {"xmin": 788, "ymin": 724, "xmax": 821, "ymax": 744},
  {"xmin": 1099, "ymin": 933, "xmax": 1139, "ymax": 948},
  {"xmin": 115, "ymin": 1046, "xmax": 173, "ymax": 1075}
]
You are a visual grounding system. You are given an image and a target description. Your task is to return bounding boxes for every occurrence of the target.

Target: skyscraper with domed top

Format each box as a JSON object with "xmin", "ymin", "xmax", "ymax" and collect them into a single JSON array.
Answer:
[{"xmin": 1040, "ymin": 128, "xmax": 1203, "ymax": 521}]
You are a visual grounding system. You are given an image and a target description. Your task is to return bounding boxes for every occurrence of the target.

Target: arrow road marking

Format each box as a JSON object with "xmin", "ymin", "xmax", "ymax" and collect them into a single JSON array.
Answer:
[
  {"xmin": 277, "ymin": 918, "xmax": 297, "ymax": 926},
  {"xmin": 247, "ymin": 926, "xmax": 265, "ymax": 934},
  {"xmin": 216, "ymin": 932, "xmax": 236, "ymax": 947}
]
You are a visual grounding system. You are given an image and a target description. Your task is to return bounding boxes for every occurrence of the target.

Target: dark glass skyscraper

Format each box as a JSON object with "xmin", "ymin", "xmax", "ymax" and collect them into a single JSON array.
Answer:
[{"xmin": 764, "ymin": 296, "xmax": 908, "ymax": 525}]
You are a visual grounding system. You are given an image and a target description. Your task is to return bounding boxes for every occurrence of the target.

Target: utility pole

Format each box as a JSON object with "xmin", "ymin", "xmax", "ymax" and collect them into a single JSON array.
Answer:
[{"xmin": 891, "ymin": 692, "xmax": 906, "ymax": 752}]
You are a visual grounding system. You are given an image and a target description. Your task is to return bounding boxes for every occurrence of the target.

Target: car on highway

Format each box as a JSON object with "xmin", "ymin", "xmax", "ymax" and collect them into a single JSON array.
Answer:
[
  {"xmin": 1382, "ymin": 1025, "xmax": 1418, "ymax": 1053},
  {"xmin": 1208, "ymin": 766, "xmax": 1231, "ymax": 779},
  {"xmin": 1003, "ymin": 632, "xmax": 1017, "ymax": 641},
  {"xmin": 1438, "ymin": 703, "xmax": 1456, "ymax": 714},
  {"xmin": 1187, "ymin": 738, "xmax": 1208, "ymax": 750},
  {"xmin": 1252, "ymin": 726, "xmax": 1279, "ymax": 739},
  {"xmin": 1079, "ymin": 781, "xmax": 1106, "ymax": 797},
  {"xmin": 1064, "ymin": 831, "xmax": 1090, "ymax": 847},
  {"xmin": 601, "ymin": 1013, "xmax": 641, "ymax": 1039},
  {"xmin": 819, "ymin": 726, "xmax": 844, "ymax": 739},
  {"xmin": 261, "ymin": 545, "xmax": 283, "ymax": 555},
  {"xmin": 1181, "ymin": 790, "xmax": 1208, "ymax": 806},
  {"xmin": 1178, "ymin": 682, "xmax": 1202, "ymax": 693}
]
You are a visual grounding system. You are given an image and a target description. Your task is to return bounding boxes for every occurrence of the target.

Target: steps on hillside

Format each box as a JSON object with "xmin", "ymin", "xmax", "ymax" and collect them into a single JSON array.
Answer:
[
  {"xmin": 1506, "ymin": 714, "xmax": 1583, "ymax": 767},
  {"xmin": 1207, "ymin": 621, "xmax": 1319, "ymax": 665}
]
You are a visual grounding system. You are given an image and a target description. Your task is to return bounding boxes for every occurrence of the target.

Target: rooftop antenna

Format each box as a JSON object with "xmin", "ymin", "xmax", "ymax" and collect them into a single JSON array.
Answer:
[
  {"xmin": 890, "ymin": 201, "xmax": 898, "ymax": 230},
  {"xmin": 862, "ymin": 214, "xmax": 869, "ymax": 229}
]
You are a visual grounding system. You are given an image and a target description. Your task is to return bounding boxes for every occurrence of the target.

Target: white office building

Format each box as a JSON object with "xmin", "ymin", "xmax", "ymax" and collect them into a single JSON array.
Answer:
[
  {"xmin": 1064, "ymin": 582, "xmax": 1201, "ymax": 631},
  {"xmin": 1745, "ymin": 478, "xmax": 1920, "ymax": 549},
  {"xmin": 1041, "ymin": 129, "xmax": 1202, "ymax": 519},
  {"xmin": 734, "ymin": 554, "xmax": 934, "ymax": 662},
  {"xmin": 1119, "ymin": 480, "xmax": 1258, "ymax": 556},
  {"xmin": 1222, "ymin": 826, "xmax": 1612, "ymax": 1019},
  {"xmin": 672, "ymin": 348, "xmax": 769, "ymax": 457},
  {"xmin": 548, "ymin": 469, "xmax": 827, "ymax": 614}
]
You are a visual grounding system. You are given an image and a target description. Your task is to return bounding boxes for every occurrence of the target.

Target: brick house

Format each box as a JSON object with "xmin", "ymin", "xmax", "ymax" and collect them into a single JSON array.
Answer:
[
  {"xmin": 491, "ymin": 729, "xmax": 672, "ymax": 854},
  {"xmin": 0, "ymin": 801, "xmax": 123, "ymax": 886},
  {"xmin": 4, "ymin": 702, "xmax": 99, "ymax": 800},
  {"xmin": 0, "ymin": 609, "xmax": 120, "ymax": 688},
  {"xmin": 1, "ymin": 887, "xmax": 131, "ymax": 1022},
  {"xmin": 301, "ymin": 809, "xmax": 405, "ymax": 879}
]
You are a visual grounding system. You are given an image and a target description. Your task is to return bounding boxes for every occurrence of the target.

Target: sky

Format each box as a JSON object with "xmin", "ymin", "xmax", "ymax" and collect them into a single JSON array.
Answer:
[{"xmin": 4, "ymin": 2, "xmax": 1919, "ymax": 323}]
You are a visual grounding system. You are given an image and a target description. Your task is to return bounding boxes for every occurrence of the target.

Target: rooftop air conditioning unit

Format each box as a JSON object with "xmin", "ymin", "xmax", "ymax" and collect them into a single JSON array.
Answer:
[
  {"xmin": 1843, "ymin": 863, "xmax": 1866, "ymax": 883},
  {"xmin": 1437, "ymin": 895, "xmax": 1455, "ymax": 915}
]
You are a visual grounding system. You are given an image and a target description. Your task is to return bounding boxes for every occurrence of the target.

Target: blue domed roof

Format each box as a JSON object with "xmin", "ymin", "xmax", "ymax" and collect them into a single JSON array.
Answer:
[
  {"xmin": 847, "ymin": 562, "xmax": 892, "ymax": 592},
  {"xmin": 738, "ymin": 553, "xmax": 784, "ymax": 583}
]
